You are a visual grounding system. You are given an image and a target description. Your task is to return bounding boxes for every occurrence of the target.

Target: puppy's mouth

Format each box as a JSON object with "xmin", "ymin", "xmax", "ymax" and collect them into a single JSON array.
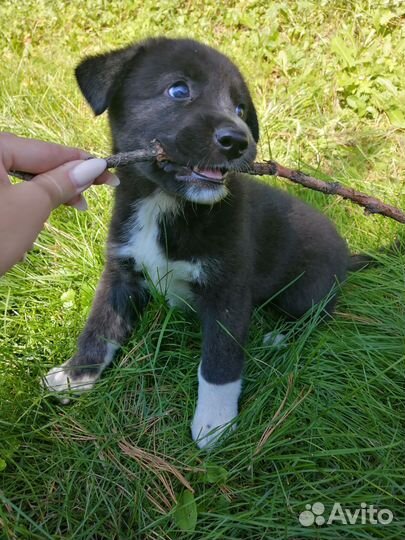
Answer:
[{"xmin": 157, "ymin": 160, "xmax": 228, "ymax": 185}]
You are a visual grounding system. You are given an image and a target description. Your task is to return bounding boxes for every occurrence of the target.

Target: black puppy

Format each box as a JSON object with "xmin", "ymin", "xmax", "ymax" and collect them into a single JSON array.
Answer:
[{"xmin": 44, "ymin": 38, "xmax": 349, "ymax": 448}]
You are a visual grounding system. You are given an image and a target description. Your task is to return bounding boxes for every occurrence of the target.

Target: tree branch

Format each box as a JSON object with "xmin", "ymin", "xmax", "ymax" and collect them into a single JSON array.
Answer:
[
  {"xmin": 250, "ymin": 160, "xmax": 405, "ymax": 224},
  {"xmin": 9, "ymin": 140, "xmax": 405, "ymax": 224}
]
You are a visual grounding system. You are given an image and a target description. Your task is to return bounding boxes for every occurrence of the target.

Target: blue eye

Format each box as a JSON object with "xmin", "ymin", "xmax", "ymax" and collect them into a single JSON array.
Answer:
[
  {"xmin": 167, "ymin": 81, "xmax": 190, "ymax": 99},
  {"xmin": 236, "ymin": 104, "xmax": 245, "ymax": 118}
]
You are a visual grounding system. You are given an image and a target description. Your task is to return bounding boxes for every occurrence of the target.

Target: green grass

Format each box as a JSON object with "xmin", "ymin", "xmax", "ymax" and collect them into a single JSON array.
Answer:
[{"xmin": 1, "ymin": 1, "xmax": 405, "ymax": 538}]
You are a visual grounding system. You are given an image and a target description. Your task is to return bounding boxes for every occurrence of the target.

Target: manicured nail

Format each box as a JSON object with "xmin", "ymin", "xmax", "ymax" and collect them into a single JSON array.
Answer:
[
  {"xmin": 105, "ymin": 174, "xmax": 120, "ymax": 187},
  {"xmin": 71, "ymin": 196, "xmax": 88, "ymax": 211},
  {"xmin": 70, "ymin": 158, "xmax": 107, "ymax": 189}
]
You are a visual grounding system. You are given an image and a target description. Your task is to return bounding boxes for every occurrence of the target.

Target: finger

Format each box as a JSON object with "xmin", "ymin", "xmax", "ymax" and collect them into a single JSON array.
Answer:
[
  {"xmin": 31, "ymin": 158, "xmax": 107, "ymax": 209},
  {"xmin": 92, "ymin": 169, "xmax": 120, "ymax": 186},
  {"xmin": 0, "ymin": 132, "xmax": 89, "ymax": 181},
  {"xmin": 67, "ymin": 193, "xmax": 88, "ymax": 211},
  {"xmin": 66, "ymin": 169, "xmax": 119, "ymax": 206}
]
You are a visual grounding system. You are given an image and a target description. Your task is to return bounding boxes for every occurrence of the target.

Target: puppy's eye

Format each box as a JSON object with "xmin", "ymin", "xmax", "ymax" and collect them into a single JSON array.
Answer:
[
  {"xmin": 235, "ymin": 104, "xmax": 246, "ymax": 119},
  {"xmin": 167, "ymin": 81, "xmax": 190, "ymax": 99}
]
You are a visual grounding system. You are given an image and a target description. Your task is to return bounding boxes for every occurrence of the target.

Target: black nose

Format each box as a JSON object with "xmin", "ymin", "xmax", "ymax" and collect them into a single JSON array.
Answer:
[{"xmin": 215, "ymin": 128, "xmax": 248, "ymax": 159}]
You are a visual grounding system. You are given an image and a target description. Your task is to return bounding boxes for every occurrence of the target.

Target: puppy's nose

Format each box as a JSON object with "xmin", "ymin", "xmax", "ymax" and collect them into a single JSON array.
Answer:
[{"xmin": 215, "ymin": 128, "xmax": 248, "ymax": 159}]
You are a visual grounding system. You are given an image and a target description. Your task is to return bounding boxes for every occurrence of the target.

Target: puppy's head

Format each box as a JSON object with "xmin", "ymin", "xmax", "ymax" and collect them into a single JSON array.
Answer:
[{"xmin": 76, "ymin": 38, "xmax": 259, "ymax": 204}]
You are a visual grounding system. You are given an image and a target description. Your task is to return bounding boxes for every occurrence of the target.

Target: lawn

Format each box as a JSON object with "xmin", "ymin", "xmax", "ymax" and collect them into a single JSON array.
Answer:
[{"xmin": 0, "ymin": 1, "xmax": 404, "ymax": 538}]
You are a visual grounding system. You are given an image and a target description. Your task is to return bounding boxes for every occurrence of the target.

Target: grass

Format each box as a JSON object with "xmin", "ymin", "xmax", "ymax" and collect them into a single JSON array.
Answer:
[{"xmin": 0, "ymin": 0, "xmax": 404, "ymax": 538}]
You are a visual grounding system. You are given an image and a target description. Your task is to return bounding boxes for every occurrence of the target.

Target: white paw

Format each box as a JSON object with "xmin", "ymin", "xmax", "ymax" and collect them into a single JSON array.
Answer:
[
  {"xmin": 262, "ymin": 331, "xmax": 287, "ymax": 348},
  {"xmin": 42, "ymin": 364, "xmax": 97, "ymax": 404},
  {"xmin": 191, "ymin": 366, "xmax": 241, "ymax": 449}
]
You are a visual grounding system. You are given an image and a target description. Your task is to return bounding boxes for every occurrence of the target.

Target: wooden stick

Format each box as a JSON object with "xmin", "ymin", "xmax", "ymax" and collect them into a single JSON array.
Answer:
[
  {"xmin": 9, "ymin": 140, "xmax": 167, "ymax": 182},
  {"xmin": 250, "ymin": 161, "xmax": 405, "ymax": 224},
  {"xmin": 9, "ymin": 140, "xmax": 405, "ymax": 224},
  {"xmin": 105, "ymin": 140, "xmax": 167, "ymax": 168}
]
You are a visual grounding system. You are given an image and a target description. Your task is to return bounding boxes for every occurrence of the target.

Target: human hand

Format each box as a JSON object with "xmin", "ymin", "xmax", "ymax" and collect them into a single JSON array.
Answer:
[
  {"xmin": 0, "ymin": 133, "xmax": 119, "ymax": 275},
  {"xmin": 0, "ymin": 132, "xmax": 119, "ymax": 210}
]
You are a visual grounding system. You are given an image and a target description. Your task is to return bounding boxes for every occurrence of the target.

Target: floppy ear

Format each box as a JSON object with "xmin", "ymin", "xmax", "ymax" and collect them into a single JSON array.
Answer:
[
  {"xmin": 246, "ymin": 101, "xmax": 259, "ymax": 142},
  {"xmin": 75, "ymin": 45, "xmax": 140, "ymax": 115}
]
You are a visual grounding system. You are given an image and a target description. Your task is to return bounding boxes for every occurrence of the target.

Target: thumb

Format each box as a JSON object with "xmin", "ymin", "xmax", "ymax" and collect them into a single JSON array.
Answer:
[{"xmin": 31, "ymin": 158, "xmax": 107, "ymax": 209}]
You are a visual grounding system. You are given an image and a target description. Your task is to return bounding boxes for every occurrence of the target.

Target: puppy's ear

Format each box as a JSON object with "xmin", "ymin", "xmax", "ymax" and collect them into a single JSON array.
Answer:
[
  {"xmin": 75, "ymin": 45, "xmax": 140, "ymax": 115},
  {"xmin": 246, "ymin": 102, "xmax": 259, "ymax": 142}
]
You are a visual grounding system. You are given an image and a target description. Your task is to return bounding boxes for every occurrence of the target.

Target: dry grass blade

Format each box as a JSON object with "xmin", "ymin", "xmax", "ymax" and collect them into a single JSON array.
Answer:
[
  {"xmin": 52, "ymin": 418, "xmax": 100, "ymax": 442},
  {"xmin": 118, "ymin": 439, "xmax": 194, "ymax": 495},
  {"xmin": 255, "ymin": 375, "xmax": 312, "ymax": 455},
  {"xmin": 145, "ymin": 481, "xmax": 174, "ymax": 514}
]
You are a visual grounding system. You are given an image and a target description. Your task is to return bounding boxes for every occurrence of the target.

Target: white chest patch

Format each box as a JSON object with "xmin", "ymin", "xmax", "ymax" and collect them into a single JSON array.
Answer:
[{"xmin": 115, "ymin": 191, "xmax": 205, "ymax": 307}]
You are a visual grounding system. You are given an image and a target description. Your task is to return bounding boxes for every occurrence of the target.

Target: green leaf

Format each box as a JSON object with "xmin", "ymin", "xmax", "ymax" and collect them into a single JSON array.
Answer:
[
  {"xmin": 376, "ymin": 77, "xmax": 398, "ymax": 95},
  {"xmin": 345, "ymin": 95, "xmax": 367, "ymax": 116},
  {"xmin": 386, "ymin": 108, "xmax": 405, "ymax": 128},
  {"xmin": 239, "ymin": 13, "xmax": 256, "ymax": 30},
  {"xmin": 277, "ymin": 50, "xmax": 289, "ymax": 74},
  {"xmin": 331, "ymin": 36, "xmax": 355, "ymax": 68},
  {"xmin": 60, "ymin": 289, "xmax": 76, "ymax": 310},
  {"xmin": 174, "ymin": 491, "xmax": 197, "ymax": 532},
  {"xmin": 0, "ymin": 459, "xmax": 7, "ymax": 472},
  {"xmin": 346, "ymin": 96, "xmax": 359, "ymax": 110},
  {"xmin": 202, "ymin": 465, "xmax": 229, "ymax": 484}
]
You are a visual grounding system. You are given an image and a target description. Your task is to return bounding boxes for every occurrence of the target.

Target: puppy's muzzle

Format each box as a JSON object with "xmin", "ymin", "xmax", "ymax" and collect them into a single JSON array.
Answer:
[
  {"xmin": 215, "ymin": 128, "xmax": 249, "ymax": 160},
  {"xmin": 156, "ymin": 160, "xmax": 228, "ymax": 184}
]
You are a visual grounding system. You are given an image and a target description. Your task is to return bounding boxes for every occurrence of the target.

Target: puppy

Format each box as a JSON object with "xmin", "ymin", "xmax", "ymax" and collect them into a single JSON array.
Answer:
[{"xmin": 44, "ymin": 38, "xmax": 349, "ymax": 448}]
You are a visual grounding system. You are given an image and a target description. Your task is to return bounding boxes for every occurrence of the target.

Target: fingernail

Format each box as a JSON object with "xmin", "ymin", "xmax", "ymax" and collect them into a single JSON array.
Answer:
[
  {"xmin": 105, "ymin": 174, "xmax": 120, "ymax": 187},
  {"xmin": 71, "ymin": 196, "xmax": 88, "ymax": 211},
  {"xmin": 70, "ymin": 158, "xmax": 107, "ymax": 189}
]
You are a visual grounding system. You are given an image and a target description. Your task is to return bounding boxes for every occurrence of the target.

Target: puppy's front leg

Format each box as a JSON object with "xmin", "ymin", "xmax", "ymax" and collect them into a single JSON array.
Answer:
[
  {"xmin": 192, "ymin": 290, "xmax": 251, "ymax": 449},
  {"xmin": 43, "ymin": 258, "xmax": 148, "ymax": 401}
]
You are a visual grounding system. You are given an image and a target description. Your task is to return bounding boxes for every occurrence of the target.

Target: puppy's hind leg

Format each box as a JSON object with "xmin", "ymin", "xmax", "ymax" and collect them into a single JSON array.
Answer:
[{"xmin": 43, "ymin": 258, "xmax": 149, "ymax": 402}]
